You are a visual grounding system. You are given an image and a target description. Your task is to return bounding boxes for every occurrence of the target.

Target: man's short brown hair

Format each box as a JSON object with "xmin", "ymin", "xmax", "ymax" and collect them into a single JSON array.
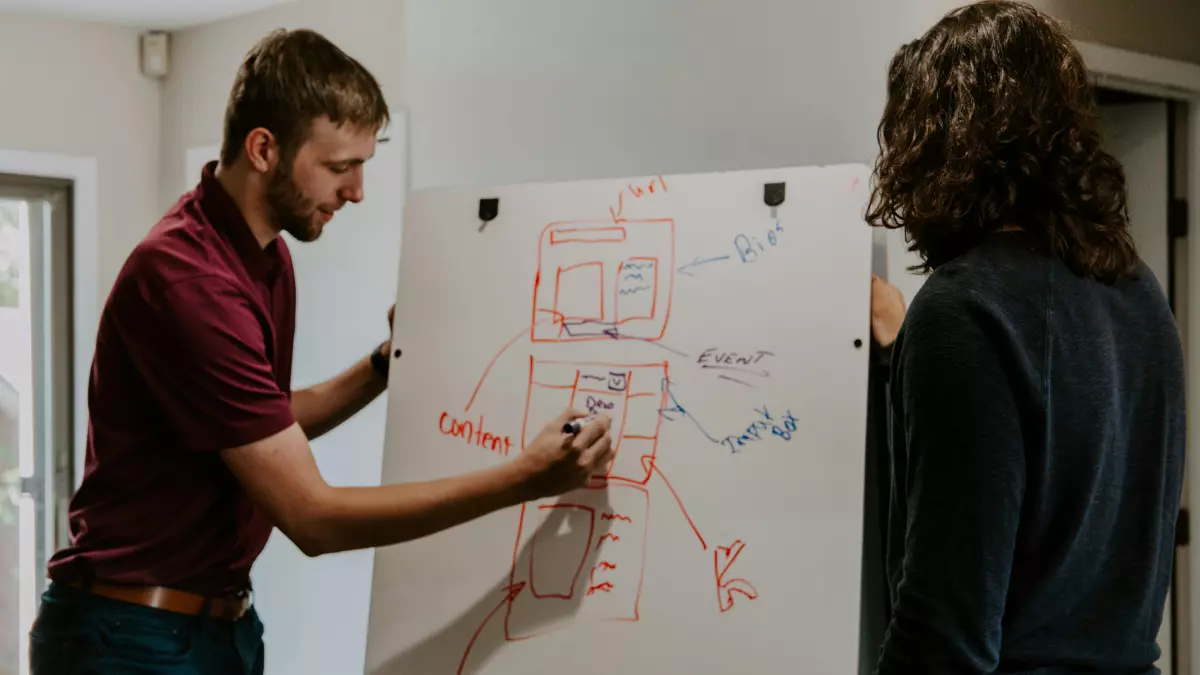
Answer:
[{"xmin": 220, "ymin": 29, "xmax": 390, "ymax": 166}]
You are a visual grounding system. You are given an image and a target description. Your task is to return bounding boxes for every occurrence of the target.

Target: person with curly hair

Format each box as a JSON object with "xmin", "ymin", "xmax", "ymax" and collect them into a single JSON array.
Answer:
[{"xmin": 867, "ymin": 2, "xmax": 1185, "ymax": 673}]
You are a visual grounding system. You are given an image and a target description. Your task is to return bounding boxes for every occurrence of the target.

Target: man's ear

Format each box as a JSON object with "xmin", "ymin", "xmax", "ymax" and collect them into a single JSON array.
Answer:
[{"xmin": 243, "ymin": 128, "xmax": 279, "ymax": 174}]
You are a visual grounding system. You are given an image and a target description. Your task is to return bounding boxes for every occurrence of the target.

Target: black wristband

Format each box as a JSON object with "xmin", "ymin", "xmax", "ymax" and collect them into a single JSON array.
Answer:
[{"xmin": 370, "ymin": 343, "xmax": 391, "ymax": 379}]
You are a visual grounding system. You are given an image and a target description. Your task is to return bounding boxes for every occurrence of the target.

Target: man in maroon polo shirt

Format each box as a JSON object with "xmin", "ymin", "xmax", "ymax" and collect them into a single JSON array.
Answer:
[{"xmin": 28, "ymin": 28, "xmax": 613, "ymax": 675}]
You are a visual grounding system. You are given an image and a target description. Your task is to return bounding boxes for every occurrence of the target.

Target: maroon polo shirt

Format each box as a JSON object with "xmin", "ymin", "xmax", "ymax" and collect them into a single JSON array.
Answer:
[{"xmin": 47, "ymin": 161, "xmax": 297, "ymax": 596}]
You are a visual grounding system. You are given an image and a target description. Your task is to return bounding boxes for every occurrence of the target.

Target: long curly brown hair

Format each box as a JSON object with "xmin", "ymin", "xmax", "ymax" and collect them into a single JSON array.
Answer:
[{"xmin": 866, "ymin": 1, "xmax": 1139, "ymax": 283}]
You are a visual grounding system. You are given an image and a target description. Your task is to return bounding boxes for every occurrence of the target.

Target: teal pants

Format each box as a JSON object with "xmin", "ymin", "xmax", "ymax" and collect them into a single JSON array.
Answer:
[{"xmin": 28, "ymin": 581, "xmax": 265, "ymax": 675}]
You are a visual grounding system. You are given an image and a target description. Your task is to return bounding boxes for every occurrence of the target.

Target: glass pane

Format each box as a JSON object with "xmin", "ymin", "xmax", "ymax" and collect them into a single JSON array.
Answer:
[{"xmin": 0, "ymin": 198, "xmax": 30, "ymax": 675}]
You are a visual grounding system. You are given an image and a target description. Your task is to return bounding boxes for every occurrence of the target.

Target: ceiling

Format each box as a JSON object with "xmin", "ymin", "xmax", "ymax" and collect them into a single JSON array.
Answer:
[{"xmin": 0, "ymin": 0, "xmax": 298, "ymax": 29}]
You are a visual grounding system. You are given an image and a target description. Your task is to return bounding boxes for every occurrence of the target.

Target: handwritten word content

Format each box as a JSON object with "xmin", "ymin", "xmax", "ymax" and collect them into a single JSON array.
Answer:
[
  {"xmin": 720, "ymin": 407, "xmax": 797, "ymax": 454},
  {"xmin": 438, "ymin": 412, "xmax": 513, "ymax": 457},
  {"xmin": 734, "ymin": 220, "xmax": 784, "ymax": 264}
]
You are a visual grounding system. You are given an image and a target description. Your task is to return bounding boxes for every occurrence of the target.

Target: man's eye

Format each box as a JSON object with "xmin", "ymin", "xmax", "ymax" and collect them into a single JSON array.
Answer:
[{"xmin": 330, "ymin": 165, "xmax": 350, "ymax": 174}]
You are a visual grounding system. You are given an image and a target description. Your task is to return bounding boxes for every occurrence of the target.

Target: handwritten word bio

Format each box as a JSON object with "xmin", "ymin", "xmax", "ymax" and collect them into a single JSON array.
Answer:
[{"xmin": 734, "ymin": 220, "xmax": 784, "ymax": 264}]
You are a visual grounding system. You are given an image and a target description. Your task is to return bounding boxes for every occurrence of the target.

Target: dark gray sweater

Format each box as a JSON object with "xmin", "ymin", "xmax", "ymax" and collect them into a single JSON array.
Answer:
[{"xmin": 874, "ymin": 230, "xmax": 1186, "ymax": 674}]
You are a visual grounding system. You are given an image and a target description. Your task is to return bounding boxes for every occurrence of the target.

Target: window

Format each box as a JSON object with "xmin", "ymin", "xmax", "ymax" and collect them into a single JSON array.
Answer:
[{"xmin": 0, "ymin": 177, "xmax": 72, "ymax": 675}]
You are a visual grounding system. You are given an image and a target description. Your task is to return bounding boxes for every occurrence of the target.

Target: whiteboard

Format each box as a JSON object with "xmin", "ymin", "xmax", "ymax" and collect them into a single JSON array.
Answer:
[{"xmin": 366, "ymin": 164, "xmax": 873, "ymax": 674}]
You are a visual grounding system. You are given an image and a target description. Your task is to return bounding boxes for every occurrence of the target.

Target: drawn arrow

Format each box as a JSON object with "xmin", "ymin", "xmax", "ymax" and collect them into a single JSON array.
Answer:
[
  {"xmin": 658, "ymin": 378, "xmax": 722, "ymax": 445},
  {"xmin": 457, "ymin": 582, "xmax": 526, "ymax": 675},
  {"xmin": 677, "ymin": 255, "xmax": 731, "ymax": 277},
  {"xmin": 714, "ymin": 541, "xmax": 759, "ymax": 613},
  {"xmin": 718, "ymin": 578, "xmax": 760, "ymax": 613}
]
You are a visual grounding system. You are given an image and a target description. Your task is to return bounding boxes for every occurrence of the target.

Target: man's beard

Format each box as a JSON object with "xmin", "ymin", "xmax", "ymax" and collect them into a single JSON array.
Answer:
[{"xmin": 266, "ymin": 161, "xmax": 321, "ymax": 242}]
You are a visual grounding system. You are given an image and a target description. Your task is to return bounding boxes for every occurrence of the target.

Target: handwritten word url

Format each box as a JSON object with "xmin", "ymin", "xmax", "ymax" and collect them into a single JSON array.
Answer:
[
  {"xmin": 438, "ymin": 412, "xmax": 513, "ymax": 456},
  {"xmin": 720, "ymin": 407, "xmax": 797, "ymax": 454}
]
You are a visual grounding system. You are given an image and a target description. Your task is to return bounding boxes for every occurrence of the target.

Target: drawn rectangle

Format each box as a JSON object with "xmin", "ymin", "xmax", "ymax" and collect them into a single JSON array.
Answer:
[
  {"xmin": 616, "ymin": 388, "xmax": 666, "ymax": 440},
  {"xmin": 553, "ymin": 262, "xmax": 604, "ymax": 325},
  {"xmin": 532, "ymin": 219, "xmax": 674, "ymax": 342},
  {"xmin": 607, "ymin": 437, "xmax": 656, "ymax": 485},
  {"xmin": 528, "ymin": 504, "xmax": 596, "ymax": 599},
  {"xmin": 550, "ymin": 227, "xmax": 627, "ymax": 245},
  {"xmin": 523, "ymin": 359, "xmax": 667, "ymax": 490},
  {"xmin": 506, "ymin": 484, "xmax": 650, "ymax": 640},
  {"xmin": 521, "ymin": 359, "xmax": 579, "ymax": 451}
]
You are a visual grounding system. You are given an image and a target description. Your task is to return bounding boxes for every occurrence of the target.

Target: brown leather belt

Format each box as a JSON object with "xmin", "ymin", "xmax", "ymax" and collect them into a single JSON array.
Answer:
[{"xmin": 67, "ymin": 579, "xmax": 252, "ymax": 621}]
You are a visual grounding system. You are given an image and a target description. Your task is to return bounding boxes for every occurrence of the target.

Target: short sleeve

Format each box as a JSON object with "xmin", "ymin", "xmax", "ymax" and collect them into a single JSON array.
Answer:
[{"xmin": 112, "ymin": 275, "xmax": 297, "ymax": 451}]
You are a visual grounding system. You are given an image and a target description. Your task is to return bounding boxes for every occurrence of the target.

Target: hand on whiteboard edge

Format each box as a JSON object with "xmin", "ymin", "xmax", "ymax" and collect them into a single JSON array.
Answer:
[
  {"xmin": 871, "ymin": 275, "xmax": 907, "ymax": 348},
  {"xmin": 379, "ymin": 303, "xmax": 396, "ymax": 360},
  {"xmin": 515, "ymin": 409, "xmax": 614, "ymax": 500}
]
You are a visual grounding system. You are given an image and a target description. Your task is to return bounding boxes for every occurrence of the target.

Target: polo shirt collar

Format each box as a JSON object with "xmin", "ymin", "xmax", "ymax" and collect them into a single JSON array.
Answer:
[{"xmin": 196, "ymin": 161, "xmax": 281, "ymax": 281}]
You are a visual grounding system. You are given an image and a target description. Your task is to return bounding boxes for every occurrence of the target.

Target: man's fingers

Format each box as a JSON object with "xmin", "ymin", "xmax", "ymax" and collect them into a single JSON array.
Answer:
[
  {"xmin": 580, "ymin": 434, "xmax": 614, "ymax": 471},
  {"xmin": 552, "ymin": 407, "xmax": 588, "ymax": 429},
  {"xmin": 572, "ymin": 414, "xmax": 610, "ymax": 451}
]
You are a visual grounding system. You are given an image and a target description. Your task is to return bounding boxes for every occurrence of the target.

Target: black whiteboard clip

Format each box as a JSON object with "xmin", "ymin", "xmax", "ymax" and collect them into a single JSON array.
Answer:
[
  {"xmin": 478, "ymin": 198, "xmax": 499, "ymax": 232},
  {"xmin": 764, "ymin": 182, "xmax": 785, "ymax": 219}
]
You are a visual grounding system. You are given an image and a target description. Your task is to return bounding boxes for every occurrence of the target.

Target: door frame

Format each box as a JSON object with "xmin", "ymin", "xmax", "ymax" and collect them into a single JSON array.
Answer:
[
  {"xmin": 1076, "ymin": 39, "xmax": 1200, "ymax": 675},
  {"xmin": 0, "ymin": 150, "xmax": 98, "ymax": 487}
]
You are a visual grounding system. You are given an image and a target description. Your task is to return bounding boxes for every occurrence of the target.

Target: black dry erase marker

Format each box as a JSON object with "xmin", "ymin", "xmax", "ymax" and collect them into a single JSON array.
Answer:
[{"xmin": 563, "ymin": 415, "xmax": 597, "ymax": 434}]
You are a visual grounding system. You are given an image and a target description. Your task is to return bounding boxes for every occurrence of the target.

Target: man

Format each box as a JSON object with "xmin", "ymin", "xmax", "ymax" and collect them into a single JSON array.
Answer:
[
  {"xmin": 28, "ymin": 29, "xmax": 613, "ymax": 674},
  {"xmin": 866, "ymin": 2, "xmax": 1185, "ymax": 673}
]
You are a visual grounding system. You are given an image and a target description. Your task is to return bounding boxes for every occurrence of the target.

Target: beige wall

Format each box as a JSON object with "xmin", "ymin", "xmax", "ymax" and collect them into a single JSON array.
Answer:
[
  {"xmin": 0, "ymin": 12, "xmax": 160, "ymax": 300},
  {"xmin": 1043, "ymin": 0, "xmax": 1200, "ymax": 66},
  {"xmin": 919, "ymin": 0, "xmax": 1200, "ymax": 65}
]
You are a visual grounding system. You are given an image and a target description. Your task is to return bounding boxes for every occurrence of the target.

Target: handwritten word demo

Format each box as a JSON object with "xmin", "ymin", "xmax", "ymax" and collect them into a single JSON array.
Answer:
[
  {"xmin": 720, "ymin": 406, "xmax": 798, "ymax": 454},
  {"xmin": 438, "ymin": 412, "xmax": 513, "ymax": 457}
]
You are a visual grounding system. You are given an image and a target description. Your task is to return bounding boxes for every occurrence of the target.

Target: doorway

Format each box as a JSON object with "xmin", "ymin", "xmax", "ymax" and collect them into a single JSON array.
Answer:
[
  {"xmin": 1096, "ymin": 86, "xmax": 1191, "ymax": 675},
  {"xmin": 0, "ymin": 175, "xmax": 73, "ymax": 675}
]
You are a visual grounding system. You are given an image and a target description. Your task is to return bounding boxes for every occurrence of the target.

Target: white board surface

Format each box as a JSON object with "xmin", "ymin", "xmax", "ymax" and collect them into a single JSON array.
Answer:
[{"xmin": 366, "ymin": 164, "xmax": 873, "ymax": 674}]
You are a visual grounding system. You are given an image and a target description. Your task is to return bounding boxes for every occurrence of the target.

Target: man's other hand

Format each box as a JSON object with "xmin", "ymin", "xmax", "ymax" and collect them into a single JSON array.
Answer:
[{"xmin": 871, "ymin": 275, "xmax": 907, "ymax": 348}]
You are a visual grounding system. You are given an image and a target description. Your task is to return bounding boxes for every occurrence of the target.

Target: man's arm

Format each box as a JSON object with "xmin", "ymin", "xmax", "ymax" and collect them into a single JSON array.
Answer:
[
  {"xmin": 221, "ymin": 410, "xmax": 613, "ymax": 556},
  {"xmin": 290, "ymin": 346, "xmax": 387, "ymax": 440},
  {"xmin": 292, "ymin": 305, "xmax": 396, "ymax": 440},
  {"xmin": 874, "ymin": 287, "xmax": 1026, "ymax": 674},
  {"xmin": 118, "ymin": 280, "xmax": 614, "ymax": 556}
]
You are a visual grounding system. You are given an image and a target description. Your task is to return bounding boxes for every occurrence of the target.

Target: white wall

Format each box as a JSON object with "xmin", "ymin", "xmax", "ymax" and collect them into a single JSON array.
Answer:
[{"xmin": 0, "ymin": 12, "xmax": 160, "ymax": 305}]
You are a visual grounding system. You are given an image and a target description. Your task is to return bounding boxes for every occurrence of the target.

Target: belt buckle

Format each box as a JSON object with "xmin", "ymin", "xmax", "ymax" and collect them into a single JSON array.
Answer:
[
  {"xmin": 235, "ymin": 589, "xmax": 252, "ymax": 620},
  {"xmin": 223, "ymin": 589, "xmax": 252, "ymax": 621}
]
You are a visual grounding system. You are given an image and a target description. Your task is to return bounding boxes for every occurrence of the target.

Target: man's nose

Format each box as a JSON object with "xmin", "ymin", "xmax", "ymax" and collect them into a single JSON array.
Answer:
[
  {"xmin": 340, "ymin": 182, "xmax": 364, "ymax": 204},
  {"xmin": 340, "ymin": 170, "xmax": 365, "ymax": 204}
]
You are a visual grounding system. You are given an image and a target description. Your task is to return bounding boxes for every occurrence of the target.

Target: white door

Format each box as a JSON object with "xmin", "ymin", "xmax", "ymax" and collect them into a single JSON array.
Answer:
[{"xmin": 1100, "ymin": 99, "xmax": 1178, "ymax": 675}]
